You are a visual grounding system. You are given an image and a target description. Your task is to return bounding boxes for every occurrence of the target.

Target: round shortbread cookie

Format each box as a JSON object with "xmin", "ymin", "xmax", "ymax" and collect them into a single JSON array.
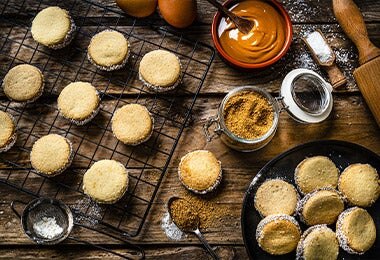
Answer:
[
  {"xmin": 87, "ymin": 30, "xmax": 129, "ymax": 71},
  {"xmin": 336, "ymin": 207, "xmax": 376, "ymax": 255},
  {"xmin": 111, "ymin": 104, "xmax": 153, "ymax": 145},
  {"xmin": 2, "ymin": 64, "xmax": 44, "ymax": 103},
  {"xmin": 139, "ymin": 50, "xmax": 181, "ymax": 92},
  {"xmin": 58, "ymin": 81, "xmax": 100, "ymax": 125},
  {"xmin": 178, "ymin": 150, "xmax": 222, "ymax": 194},
  {"xmin": 31, "ymin": 6, "xmax": 75, "ymax": 49},
  {"xmin": 256, "ymin": 214, "xmax": 301, "ymax": 255},
  {"xmin": 296, "ymin": 225, "xmax": 339, "ymax": 260},
  {"xmin": 0, "ymin": 111, "xmax": 16, "ymax": 153},
  {"xmin": 30, "ymin": 134, "xmax": 73, "ymax": 176},
  {"xmin": 83, "ymin": 159, "xmax": 129, "ymax": 204},
  {"xmin": 295, "ymin": 156, "xmax": 339, "ymax": 194},
  {"xmin": 254, "ymin": 179, "xmax": 299, "ymax": 217},
  {"xmin": 297, "ymin": 188, "xmax": 345, "ymax": 226},
  {"xmin": 338, "ymin": 163, "xmax": 379, "ymax": 207}
]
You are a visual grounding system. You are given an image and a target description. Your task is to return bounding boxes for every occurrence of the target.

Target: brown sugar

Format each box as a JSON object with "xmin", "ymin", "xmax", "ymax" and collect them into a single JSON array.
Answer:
[
  {"xmin": 223, "ymin": 91, "xmax": 274, "ymax": 140},
  {"xmin": 170, "ymin": 195, "xmax": 234, "ymax": 231},
  {"xmin": 169, "ymin": 198, "xmax": 198, "ymax": 231}
]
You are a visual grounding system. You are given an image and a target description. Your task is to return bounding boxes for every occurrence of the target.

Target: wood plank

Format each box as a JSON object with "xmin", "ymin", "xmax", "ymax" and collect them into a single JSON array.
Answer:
[
  {"xmin": 2, "ymin": 0, "xmax": 380, "ymax": 24},
  {"xmin": 0, "ymin": 246, "xmax": 247, "ymax": 259},
  {"xmin": 1, "ymin": 24, "xmax": 380, "ymax": 96}
]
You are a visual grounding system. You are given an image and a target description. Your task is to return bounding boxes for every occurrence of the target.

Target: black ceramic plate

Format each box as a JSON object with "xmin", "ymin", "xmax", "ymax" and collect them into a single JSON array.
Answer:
[{"xmin": 241, "ymin": 140, "xmax": 380, "ymax": 260}]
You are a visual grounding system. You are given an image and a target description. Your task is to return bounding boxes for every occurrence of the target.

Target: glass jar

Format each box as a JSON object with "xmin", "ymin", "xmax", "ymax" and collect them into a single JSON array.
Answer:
[{"xmin": 204, "ymin": 69, "xmax": 333, "ymax": 152}]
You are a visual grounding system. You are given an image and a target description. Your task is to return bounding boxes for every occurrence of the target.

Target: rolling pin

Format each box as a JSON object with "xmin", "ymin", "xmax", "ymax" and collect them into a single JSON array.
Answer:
[{"xmin": 332, "ymin": 0, "xmax": 380, "ymax": 126}]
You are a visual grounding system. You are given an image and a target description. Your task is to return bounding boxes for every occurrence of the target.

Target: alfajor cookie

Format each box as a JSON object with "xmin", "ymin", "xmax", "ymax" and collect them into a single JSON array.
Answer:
[
  {"xmin": 139, "ymin": 50, "xmax": 181, "ymax": 92},
  {"xmin": 31, "ymin": 6, "xmax": 76, "ymax": 49},
  {"xmin": 2, "ymin": 64, "xmax": 44, "ymax": 103},
  {"xmin": 83, "ymin": 159, "xmax": 129, "ymax": 204}
]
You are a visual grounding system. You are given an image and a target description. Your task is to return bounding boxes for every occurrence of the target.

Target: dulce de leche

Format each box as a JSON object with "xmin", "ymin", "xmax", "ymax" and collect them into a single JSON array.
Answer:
[{"xmin": 219, "ymin": 0, "xmax": 286, "ymax": 64}]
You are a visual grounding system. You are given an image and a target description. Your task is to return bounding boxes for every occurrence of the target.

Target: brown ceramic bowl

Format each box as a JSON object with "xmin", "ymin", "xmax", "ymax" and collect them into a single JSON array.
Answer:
[{"xmin": 211, "ymin": 0, "xmax": 293, "ymax": 70}]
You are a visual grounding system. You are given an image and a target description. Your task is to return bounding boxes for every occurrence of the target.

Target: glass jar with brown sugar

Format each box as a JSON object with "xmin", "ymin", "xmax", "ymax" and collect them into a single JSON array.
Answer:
[{"xmin": 204, "ymin": 69, "xmax": 334, "ymax": 152}]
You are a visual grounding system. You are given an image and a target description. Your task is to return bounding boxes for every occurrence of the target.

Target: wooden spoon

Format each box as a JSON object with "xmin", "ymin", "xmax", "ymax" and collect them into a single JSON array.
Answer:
[{"xmin": 206, "ymin": 0, "xmax": 254, "ymax": 34}]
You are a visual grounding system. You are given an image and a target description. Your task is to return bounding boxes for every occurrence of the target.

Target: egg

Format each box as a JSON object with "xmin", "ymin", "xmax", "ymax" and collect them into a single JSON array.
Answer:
[
  {"xmin": 158, "ymin": 0, "xmax": 197, "ymax": 28},
  {"xmin": 116, "ymin": 0, "xmax": 157, "ymax": 18}
]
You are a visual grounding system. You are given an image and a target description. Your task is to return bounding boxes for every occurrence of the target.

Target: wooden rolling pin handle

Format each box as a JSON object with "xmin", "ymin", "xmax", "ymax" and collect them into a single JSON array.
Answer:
[
  {"xmin": 332, "ymin": 0, "xmax": 380, "ymax": 65},
  {"xmin": 325, "ymin": 63, "xmax": 347, "ymax": 89}
]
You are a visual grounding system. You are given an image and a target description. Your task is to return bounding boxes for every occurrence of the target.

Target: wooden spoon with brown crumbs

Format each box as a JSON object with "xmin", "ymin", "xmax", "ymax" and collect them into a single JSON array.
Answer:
[{"xmin": 167, "ymin": 197, "xmax": 219, "ymax": 260}]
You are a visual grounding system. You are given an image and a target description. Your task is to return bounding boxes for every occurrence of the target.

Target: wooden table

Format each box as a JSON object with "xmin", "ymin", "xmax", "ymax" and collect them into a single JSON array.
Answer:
[{"xmin": 1, "ymin": 0, "xmax": 380, "ymax": 259}]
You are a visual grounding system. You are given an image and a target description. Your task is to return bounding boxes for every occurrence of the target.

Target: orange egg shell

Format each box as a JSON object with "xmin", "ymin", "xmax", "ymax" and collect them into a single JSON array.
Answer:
[
  {"xmin": 158, "ymin": 0, "xmax": 197, "ymax": 28},
  {"xmin": 116, "ymin": 0, "xmax": 157, "ymax": 18}
]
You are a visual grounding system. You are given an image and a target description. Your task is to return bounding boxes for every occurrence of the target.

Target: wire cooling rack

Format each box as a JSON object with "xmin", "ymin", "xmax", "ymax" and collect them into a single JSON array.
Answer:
[{"xmin": 0, "ymin": 0, "xmax": 214, "ymax": 238}]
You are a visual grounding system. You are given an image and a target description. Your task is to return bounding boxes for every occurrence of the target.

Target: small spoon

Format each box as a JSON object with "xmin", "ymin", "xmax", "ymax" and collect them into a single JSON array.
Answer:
[
  {"xmin": 167, "ymin": 197, "xmax": 219, "ymax": 260},
  {"xmin": 205, "ymin": 0, "xmax": 255, "ymax": 34}
]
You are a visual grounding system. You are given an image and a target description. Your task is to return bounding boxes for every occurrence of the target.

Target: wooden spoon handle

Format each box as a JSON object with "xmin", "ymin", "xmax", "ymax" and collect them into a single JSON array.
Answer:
[
  {"xmin": 332, "ymin": 0, "xmax": 380, "ymax": 65},
  {"xmin": 325, "ymin": 63, "xmax": 347, "ymax": 89}
]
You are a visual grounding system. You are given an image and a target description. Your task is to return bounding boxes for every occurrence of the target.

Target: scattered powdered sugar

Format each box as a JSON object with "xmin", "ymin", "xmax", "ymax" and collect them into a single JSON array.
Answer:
[
  {"xmin": 71, "ymin": 197, "xmax": 102, "ymax": 227},
  {"xmin": 280, "ymin": 0, "xmax": 325, "ymax": 23},
  {"xmin": 161, "ymin": 212, "xmax": 186, "ymax": 241},
  {"xmin": 33, "ymin": 216, "xmax": 63, "ymax": 239}
]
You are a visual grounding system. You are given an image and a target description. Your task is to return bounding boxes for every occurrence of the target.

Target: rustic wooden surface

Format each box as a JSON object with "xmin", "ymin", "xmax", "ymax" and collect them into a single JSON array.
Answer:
[{"xmin": 1, "ymin": 0, "xmax": 380, "ymax": 259}]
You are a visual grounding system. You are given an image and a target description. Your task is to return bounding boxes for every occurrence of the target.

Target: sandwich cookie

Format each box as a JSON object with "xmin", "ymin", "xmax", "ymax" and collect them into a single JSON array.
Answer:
[
  {"xmin": 30, "ymin": 134, "xmax": 73, "ymax": 176},
  {"xmin": 2, "ymin": 64, "xmax": 44, "ymax": 103},
  {"xmin": 111, "ymin": 104, "xmax": 154, "ymax": 146},
  {"xmin": 0, "ymin": 111, "xmax": 17, "ymax": 153},
  {"xmin": 296, "ymin": 225, "xmax": 339, "ymax": 260},
  {"xmin": 31, "ymin": 6, "xmax": 76, "ymax": 49},
  {"xmin": 87, "ymin": 30, "xmax": 130, "ymax": 71},
  {"xmin": 295, "ymin": 156, "xmax": 339, "ymax": 195},
  {"xmin": 256, "ymin": 214, "xmax": 301, "ymax": 255},
  {"xmin": 178, "ymin": 150, "xmax": 222, "ymax": 194},
  {"xmin": 254, "ymin": 179, "xmax": 299, "ymax": 217},
  {"xmin": 139, "ymin": 50, "xmax": 182, "ymax": 92},
  {"xmin": 297, "ymin": 188, "xmax": 345, "ymax": 226},
  {"xmin": 83, "ymin": 159, "xmax": 129, "ymax": 204},
  {"xmin": 338, "ymin": 163, "xmax": 379, "ymax": 207},
  {"xmin": 57, "ymin": 81, "xmax": 100, "ymax": 125},
  {"xmin": 336, "ymin": 207, "xmax": 376, "ymax": 255}
]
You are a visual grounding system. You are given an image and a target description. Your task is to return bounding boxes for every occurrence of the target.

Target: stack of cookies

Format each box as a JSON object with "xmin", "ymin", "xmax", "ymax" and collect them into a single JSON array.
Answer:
[{"xmin": 253, "ymin": 156, "xmax": 379, "ymax": 258}]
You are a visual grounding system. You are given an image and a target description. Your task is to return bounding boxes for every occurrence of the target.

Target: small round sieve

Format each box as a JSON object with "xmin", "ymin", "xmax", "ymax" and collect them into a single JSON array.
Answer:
[{"xmin": 11, "ymin": 198, "xmax": 73, "ymax": 245}]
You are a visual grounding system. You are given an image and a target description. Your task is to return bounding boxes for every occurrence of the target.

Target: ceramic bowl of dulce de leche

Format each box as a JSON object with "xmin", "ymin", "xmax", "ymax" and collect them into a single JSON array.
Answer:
[{"xmin": 211, "ymin": 0, "xmax": 293, "ymax": 70}]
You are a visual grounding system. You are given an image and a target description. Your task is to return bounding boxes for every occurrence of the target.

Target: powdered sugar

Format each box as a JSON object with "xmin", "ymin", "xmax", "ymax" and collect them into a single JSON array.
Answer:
[
  {"xmin": 305, "ymin": 31, "xmax": 333, "ymax": 64},
  {"xmin": 71, "ymin": 197, "xmax": 102, "ymax": 227},
  {"xmin": 161, "ymin": 212, "xmax": 186, "ymax": 241},
  {"xmin": 33, "ymin": 216, "xmax": 63, "ymax": 239}
]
